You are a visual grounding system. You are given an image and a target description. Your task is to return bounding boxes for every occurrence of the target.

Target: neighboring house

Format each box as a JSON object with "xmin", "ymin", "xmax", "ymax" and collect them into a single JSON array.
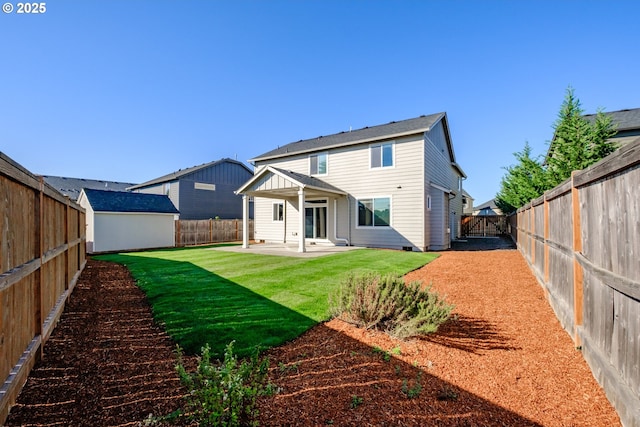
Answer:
[
  {"xmin": 585, "ymin": 107, "xmax": 640, "ymax": 147},
  {"xmin": 546, "ymin": 107, "xmax": 640, "ymax": 162},
  {"xmin": 78, "ymin": 188, "xmax": 179, "ymax": 253},
  {"xmin": 473, "ymin": 199, "xmax": 503, "ymax": 216},
  {"xmin": 42, "ymin": 175, "xmax": 136, "ymax": 201},
  {"xmin": 128, "ymin": 158, "xmax": 254, "ymax": 220},
  {"xmin": 236, "ymin": 113, "xmax": 466, "ymax": 252},
  {"xmin": 462, "ymin": 190, "xmax": 474, "ymax": 215}
]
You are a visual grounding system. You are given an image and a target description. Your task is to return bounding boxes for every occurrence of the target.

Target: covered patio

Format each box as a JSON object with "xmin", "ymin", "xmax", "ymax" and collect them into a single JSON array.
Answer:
[{"xmin": 236, "ymin": 166, "xmax": 347, "ymax": 253}]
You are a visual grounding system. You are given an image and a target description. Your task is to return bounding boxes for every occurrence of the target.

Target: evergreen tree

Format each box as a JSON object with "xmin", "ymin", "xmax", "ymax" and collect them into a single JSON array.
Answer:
[
  {"xmin": 546, "ymin": 87, "xmax": 617, "ymax": 187},
  {"xmin": 495, "ymin": 142, "xmax": 548, "ymax": 214}
]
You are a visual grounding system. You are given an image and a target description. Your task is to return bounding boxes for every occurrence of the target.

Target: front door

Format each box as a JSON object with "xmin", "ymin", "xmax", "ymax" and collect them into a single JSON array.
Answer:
[{"xmin": 305, "ymin": 200, "xmax": 327, "ymax": 239}]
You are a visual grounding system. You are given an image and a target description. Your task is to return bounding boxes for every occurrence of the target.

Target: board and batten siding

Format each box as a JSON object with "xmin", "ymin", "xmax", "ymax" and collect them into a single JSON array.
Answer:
[
  {"xmin": 254, "ymin": 134, "xmax": 426, "ymax": 250},
  {"xmin": 177, "ymin": 161, "xmax": 252, "ymax": 219}
]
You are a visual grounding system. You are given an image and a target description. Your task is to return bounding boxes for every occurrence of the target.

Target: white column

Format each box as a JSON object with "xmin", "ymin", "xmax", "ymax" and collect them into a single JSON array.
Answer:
[
  {"xmin": 298, "ymin": 189, "xmax": 306, "ymax": 253},
  {"xmin": 242, "ymin": 195, "xmax": 249, "ymax": 248}
]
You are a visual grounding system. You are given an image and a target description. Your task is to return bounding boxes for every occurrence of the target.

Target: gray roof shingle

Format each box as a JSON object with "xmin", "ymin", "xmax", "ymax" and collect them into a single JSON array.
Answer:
[
  {"xmin": 271, "ymin": 167, "xmax": 346, "ymax": 194},
  {"xmin": 251, "ymin": 113, "xmax": 446, "ymax": 162},
  {"xmin": 82, "ymin": 188, "xmax": 179, "ymax": 214},
  {"xmin": 42, "ymin": 176, "xmax": 136, "ymax": 201},
  {"xmin": 583, "ymin": 107, "xmax": 640, "ymax": 132}
]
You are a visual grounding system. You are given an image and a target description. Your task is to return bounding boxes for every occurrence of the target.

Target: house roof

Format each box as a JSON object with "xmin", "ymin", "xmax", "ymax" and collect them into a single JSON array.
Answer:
[
  {"xmin": 250, "ymin": 113, "xmax": 450, "ymax": 163},
  {"xmin": 128, "ymin": 158, "xmax": 253, "ymax": 190},
  {"xmin": 583, "ymin": 107, "xmax": 640, "ymax": 133},
  {"xmin": 546, "ymin": 107, "xmax": 640, "ymax": 162},
  {"xmin": 473, "ymin": 199, "xmax": 498, "ymax": 211},
  {"xmin": 42, "ymin": 175, "xmax": 137, "ymax": 201},
  {"xmin": 81, "ymin": 188, "xmax": 179, "ymax": 214}
]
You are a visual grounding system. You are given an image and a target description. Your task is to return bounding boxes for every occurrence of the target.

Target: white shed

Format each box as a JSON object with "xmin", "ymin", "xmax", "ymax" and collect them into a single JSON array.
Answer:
[{"xmin": 78, "ymin": 188, "xmax": 179, "ymax": 253}]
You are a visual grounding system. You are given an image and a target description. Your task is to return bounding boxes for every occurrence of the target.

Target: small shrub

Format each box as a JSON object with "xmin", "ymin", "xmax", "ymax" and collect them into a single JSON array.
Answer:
[
  {"xmin": 401, "ymin": 372, "xmax": 423, "ymax": 399},
  {"xmin": 175, "ymin": 341, "xmax": 272, "ymax": 427},
  {"xmin": 329, "ymin": 273, "xmax": 453, "ymax": 339},
  {"xmin": 350, "ymin": 395, "xmax": 364, "ymax": 409},
  {"xmin": 437, "ymin": 386, "xmax": 459, "ymax": 401}
]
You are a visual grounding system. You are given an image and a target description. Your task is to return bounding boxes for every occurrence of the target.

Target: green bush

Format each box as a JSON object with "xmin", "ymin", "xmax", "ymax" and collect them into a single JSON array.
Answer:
[
  {"xmin": 329, "ymin": 273, "xmax": 453, "ymax": 339},
  {"xmin": 175, "ymin": 341, "xmax": 272, "ymax": 427}
]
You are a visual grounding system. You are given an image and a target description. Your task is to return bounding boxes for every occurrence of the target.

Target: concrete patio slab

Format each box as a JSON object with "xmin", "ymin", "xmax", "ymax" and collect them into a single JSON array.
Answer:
[{"xmin": 208, "ymin": 242, "xmax": 362, "ymax": 258}]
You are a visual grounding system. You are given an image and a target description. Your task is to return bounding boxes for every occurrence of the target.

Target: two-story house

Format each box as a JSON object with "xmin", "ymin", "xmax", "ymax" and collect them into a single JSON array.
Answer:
[{"xmin": 236, "ymin": 113, "xmax": 466, "ymax": 252}]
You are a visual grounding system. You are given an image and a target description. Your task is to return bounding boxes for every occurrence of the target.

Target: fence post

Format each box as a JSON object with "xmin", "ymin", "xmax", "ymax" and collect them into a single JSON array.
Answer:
[
  {"xmin": 571, "ymin": 171, "xmax": 584, "ymax": 345},
  {"xmin": 35, "ymin": 178, "xmax": 44, "ymax": 359},
  {"xmin": 65, "ymin": 196, "xmax": 70, "ymax": 290},
  {"xmin": 531, "ymin": 203, "xmax": 536, "ymax": 265},
  {"xmin": 543, "ymin": 193, "xmax": 550, "ymax": 284}
]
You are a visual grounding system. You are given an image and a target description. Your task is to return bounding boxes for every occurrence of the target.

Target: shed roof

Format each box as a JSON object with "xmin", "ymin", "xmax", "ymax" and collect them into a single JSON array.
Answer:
[
  {"xmin": 128, "ymin": 158, "xmax": 253, "ymax": 190},
  {"xmin": 42, "ymin": 175, "xmax": 136, "ymax": 201},
  {"xmin": 82, "ymin": 188, "xmax": 179, "ymax": 214},
  {"xmin": 250, "ymin": 113, "xmax": 448, "ymax": 162}
]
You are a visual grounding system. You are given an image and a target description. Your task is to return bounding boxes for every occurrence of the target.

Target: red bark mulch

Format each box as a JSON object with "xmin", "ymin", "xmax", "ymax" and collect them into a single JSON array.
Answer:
[{"xmin": 5, "ymin": 250, "xmax": 621, "ymax": 426}]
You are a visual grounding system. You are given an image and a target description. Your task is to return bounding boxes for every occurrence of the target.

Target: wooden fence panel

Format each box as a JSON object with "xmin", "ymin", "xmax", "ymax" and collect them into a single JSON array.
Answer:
[
  {"xmin": 175, "ymin": 219, "xmax": 253, "ymax": 247},
  {"xmin": 510, "ymin": 138, "xmax": 640, "ymax": 427},
  {"xmin": 0, "ymin": 152, "xmax": 86, "ymax": 424}
]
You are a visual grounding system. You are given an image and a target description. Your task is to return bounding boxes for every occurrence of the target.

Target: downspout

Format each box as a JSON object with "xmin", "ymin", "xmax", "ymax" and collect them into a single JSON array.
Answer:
[
  {"xmin": 283, "ymin": 200, "xmax": 287, "ymax": 243},
  {"xmin": 334, "ymin": 198, "xmax": 350, "ymax": 246}
]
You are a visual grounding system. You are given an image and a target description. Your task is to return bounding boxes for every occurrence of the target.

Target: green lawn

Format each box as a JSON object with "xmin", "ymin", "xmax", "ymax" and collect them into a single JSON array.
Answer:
[{"xmin": 97, "ymin": 246, "xmax": 438, "ymax": 357}]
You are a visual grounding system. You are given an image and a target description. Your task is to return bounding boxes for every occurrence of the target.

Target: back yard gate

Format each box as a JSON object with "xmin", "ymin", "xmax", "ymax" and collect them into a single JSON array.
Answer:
[
  {"xmin": 461, "ymin": 215, "xmax": 509, "ymax": 237},
  {"xmin": 0, "ymin": 152, "xmax": 86, "ymax": 424},
  {"xmin": 510, "ymin": 138, "xmax": 640, "ymax": 427}
]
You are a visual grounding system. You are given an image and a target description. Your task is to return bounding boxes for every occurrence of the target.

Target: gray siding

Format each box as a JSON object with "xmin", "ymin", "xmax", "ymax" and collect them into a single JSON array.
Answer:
[
  {"xmin": 424, "ymin": 123, "xmax": 464, "ymax": 247},
  {"xmin": 137, "ymin": 161, "xmax": 253, "ymax": 220}
]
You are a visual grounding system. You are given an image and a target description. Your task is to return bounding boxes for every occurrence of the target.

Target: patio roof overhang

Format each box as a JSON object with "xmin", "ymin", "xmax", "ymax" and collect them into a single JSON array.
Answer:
[{"xmin": 235, "ymin": 166, "xmax": 347, "ymax": 199}]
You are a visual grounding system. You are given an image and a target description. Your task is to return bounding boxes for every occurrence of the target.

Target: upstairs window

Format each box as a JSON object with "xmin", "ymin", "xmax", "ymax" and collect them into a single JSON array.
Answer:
[
  {"xmin": 371, "ymin": 142, "xmax": 394, "ymax": 168},
  {"xmin": 310, "ymin": 152, "xmax": 328, "ymax": 175}
]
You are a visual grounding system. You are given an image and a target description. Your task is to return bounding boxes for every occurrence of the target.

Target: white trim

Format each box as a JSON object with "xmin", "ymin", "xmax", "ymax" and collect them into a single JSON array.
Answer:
[
  {"xmin": 309, "ymin": 151, "xmax": 328, "ymax": 176},
  {"xmin": 272, "ymin": 201, "xmax": 284, "ymax": 222},
  {"xmin": 369, "ymin": 141, "xmax": 395, "ymax": 170},
  {"xmin": 355, "ymin": 195, "xmax": 392, "ymax": 228},
  {"xmin": 430, "ymin": 182, "xmax": 452, "ymax": 194}
]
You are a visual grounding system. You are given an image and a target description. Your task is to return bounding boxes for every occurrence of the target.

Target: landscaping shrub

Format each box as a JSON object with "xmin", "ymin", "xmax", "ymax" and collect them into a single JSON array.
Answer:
[
  {"xmin": 329, "ymin": 273, "xmax": 453, "ymax": 339},
  {"xmin": 175, "ymin": 341, "xmax": 273, "ymax": 427}
]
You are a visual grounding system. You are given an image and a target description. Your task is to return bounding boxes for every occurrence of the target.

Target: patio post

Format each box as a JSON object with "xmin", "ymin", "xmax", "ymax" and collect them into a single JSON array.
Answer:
[
  {"xmin": 242, "ymin": 195, "xmax": 249, "ymax": 248},
  {"xmin": 298, "ymin": 188, "xmax": 306, "ymax": 252}
]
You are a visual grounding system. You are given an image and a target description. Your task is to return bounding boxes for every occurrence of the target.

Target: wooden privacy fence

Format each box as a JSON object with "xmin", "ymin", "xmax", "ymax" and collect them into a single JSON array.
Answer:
[
  {"xmin": 175, "ymin": 218, "xmax": 253, "ymax": 247},
  {"xmin": 0, "ymin": 152, "xmax": 86, "ymax": 424},
  {"xmin": 461, "ymin": 215, "xmax": 508, "ymax": 237},
  {"xmin": 511, "ymin": 138, "xmax": 640, "ymax": 427}
]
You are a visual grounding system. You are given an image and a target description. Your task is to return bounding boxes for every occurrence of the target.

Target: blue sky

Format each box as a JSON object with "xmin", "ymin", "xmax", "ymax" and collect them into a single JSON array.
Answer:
[{"xmin": 2, "ymin": 1, "xmax": 638, "ymax": 206}]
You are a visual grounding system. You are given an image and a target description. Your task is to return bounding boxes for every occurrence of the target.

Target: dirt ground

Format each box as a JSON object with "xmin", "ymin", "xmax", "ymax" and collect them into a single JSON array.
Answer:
[{"xmin": 6, "ymin": 246, "xmax": 620, "ymax": 426}]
